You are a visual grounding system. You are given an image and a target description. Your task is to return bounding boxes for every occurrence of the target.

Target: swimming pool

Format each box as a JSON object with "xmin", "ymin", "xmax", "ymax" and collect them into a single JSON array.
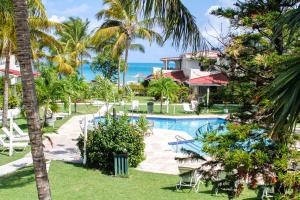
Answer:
[
  {"xmin": 131, "ymin": 116, "xmax": 226, "ymax": 138},
  {"xmin": 95, "ymin": 116, "xmax": 226, "ymax": 154}
]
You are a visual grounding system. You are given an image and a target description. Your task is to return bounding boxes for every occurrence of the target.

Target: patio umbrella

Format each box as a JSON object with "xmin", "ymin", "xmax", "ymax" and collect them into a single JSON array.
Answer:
[{"xmin": 133, "ymin": 73, "xmax": 145, "ymax": 82}]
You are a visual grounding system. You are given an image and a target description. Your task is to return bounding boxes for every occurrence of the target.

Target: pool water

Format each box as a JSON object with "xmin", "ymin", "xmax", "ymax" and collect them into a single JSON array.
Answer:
[{"xmin": 131, "ymin": 117, "xmax": 226, "ymax": 138}]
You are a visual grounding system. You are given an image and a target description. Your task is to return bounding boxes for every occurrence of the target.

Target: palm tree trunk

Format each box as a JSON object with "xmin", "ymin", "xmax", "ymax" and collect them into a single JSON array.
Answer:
[
  {"xmin": 118, "ymin": 56, "xmax": 121, "ymax": 90},
  {"xmin": 12, "ymin": 1, "xmax": 52, "ymax": 200},
  {"xmin": 123, "ymin": 41, "xmax": 130, "ymax": 87},
  {"xmin": 2, "ymin": 46, "xmax": 11, "ymax": 128}
]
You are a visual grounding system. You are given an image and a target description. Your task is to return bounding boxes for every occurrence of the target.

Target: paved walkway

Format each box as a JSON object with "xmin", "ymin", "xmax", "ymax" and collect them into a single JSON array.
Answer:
[{"xmin": 138, "ymin": 129, "xmax": 198, "ymax": 175}]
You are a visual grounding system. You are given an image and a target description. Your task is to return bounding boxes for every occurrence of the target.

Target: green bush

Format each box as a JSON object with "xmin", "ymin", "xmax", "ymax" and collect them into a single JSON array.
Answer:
[
  {"xmin": 128, "ymin": 83, "xmax": 147, "ymax": 96},
  {"xmin": 77, "ymin": 115, "xmax": 145, "ymax": 174},
  {"xmin": 0, "ymin": 95, "xmax": 20, "ymax": 109}
]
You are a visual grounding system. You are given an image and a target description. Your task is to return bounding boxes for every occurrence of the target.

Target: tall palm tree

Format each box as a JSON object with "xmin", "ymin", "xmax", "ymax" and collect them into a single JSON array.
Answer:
[
  {"xmin": 148, "ymin": 77, "xmax": 179, "ymax": 113},
  {"xmin": 55, "ymin": 17, "xmax": 90, "ymax": 78},
  {"xmin": 12, "ymin": 0, "xmax": 52, "ymax": 199},
  {"xmin": 92, "ymin": 0, "xmax": 163, "ymax": 86}
]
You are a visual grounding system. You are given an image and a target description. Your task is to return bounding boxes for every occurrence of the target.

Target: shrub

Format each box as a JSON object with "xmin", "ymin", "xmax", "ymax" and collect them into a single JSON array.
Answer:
[
  {"xmin": 77, "ymin": 115, "xmax": 145, "ymax": 174},
  {"xmin": 0, "ymin": 95, "xmax": 20, "ymax": 109},
  {"xmin": 128, "ymin": 83, "xmax": 147, "ymax": 96},
  {"xmin": 136, "ymin": 115, "xmax": 149, "ymax": 134}
]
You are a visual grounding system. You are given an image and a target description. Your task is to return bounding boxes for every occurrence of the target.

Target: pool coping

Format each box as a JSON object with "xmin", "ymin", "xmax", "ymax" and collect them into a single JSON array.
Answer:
[{"xmin": 125, "ymin": 113, "xmax": 229, "ymax": 119}]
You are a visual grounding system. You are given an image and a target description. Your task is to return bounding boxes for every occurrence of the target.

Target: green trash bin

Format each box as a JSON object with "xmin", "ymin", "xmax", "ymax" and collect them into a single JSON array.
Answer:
[
  {"xmin": 113, "ymin": 152, "xmax": 129, "ymax": 176},
  {"xmin": 147, "ymin": 102, "xmax": 154, "ymax": 114}
]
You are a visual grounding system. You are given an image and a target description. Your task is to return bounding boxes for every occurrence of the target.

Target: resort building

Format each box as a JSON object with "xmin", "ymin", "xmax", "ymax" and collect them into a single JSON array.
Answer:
[
  {"xmin": 147, "ymin": 51, "xmax": 228, "ymax": 103},
  {"xmin": 0, "ymin": 55, "xmax": 39, "ymax": 85}
]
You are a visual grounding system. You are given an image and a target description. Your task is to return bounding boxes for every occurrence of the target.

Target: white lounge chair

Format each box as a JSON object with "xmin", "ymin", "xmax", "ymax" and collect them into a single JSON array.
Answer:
[
  {"xmin": 176, "ymin": 166, "xmax": 203, "ymax": 192},
  {"xmin": 53, "ymin": 112, "xmax": 69, "ymax": 119},
  {"xmin": 12, "ymin": 123, "xmax": 28, "ymax": 137},
  {"xmin": 183, "ymin": 103, "xmax": 194, "ymax": 113},
  {"xmin": 191, "ymin": 100, "xmax": 198, "ymax": 111},
  {"xmin": 131, "ymin": 100, "xmax": 139, "ymax": 112},
  {"xmin": 1, "ymin": 127, "xmax": 29, "ymax": 142},
  {"xmin": 0, "ymin": 137, "xmax": 28, "ymax": 150}
]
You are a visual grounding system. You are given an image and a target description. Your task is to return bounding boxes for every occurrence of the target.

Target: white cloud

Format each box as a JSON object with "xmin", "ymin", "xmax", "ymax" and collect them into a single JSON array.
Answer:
[
  {"xmin": 49, "ymin": 15, "xmax": 66, "ymax": 23},
  {"xmin": 63, "ymin": 4, "xmax": 89, "ymax": 15},
  {"xmin": 201, "ymin": 4, "xmax": 232, "ymax": 48},
  {"xmin": 218, "ymin": 0, "xmax": 235, "ymax": 8}
]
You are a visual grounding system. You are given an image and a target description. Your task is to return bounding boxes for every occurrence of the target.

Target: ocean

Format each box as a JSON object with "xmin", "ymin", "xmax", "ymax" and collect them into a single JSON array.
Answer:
[{"xmin": 81, "ymin": 62, "xmax": 174, "ymax": 83}]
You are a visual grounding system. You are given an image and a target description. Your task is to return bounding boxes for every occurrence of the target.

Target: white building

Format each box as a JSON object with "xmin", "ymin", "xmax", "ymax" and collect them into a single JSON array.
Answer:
[
  {"xmin": 148, "ymin": 51, "xmax": 228, "ymax": 103},
  {"xmin": 0, "ymin": 55, "xmax": 39, "ymax": 85}
]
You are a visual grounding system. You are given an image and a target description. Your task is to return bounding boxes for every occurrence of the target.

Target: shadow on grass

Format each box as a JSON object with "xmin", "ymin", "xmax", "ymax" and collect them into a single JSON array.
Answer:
[{"xmin": 0, "ymin": 166, "xmax": 34, "ymax": 189}]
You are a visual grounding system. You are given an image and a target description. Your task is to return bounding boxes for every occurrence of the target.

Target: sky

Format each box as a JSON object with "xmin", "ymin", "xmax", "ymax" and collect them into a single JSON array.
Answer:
[{"xmin": 43, "ymin": 0, "xmax": 235, "ymax": 63}]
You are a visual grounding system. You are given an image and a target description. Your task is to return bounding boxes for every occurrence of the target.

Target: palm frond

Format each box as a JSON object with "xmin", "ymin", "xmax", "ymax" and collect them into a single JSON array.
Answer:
[
  {"xmin": 127, "ymin": 0, "xmax": 206, "ymax": 51},
  {"xmin": 129, "ymin": 43, "xmax": 145, "ymax": 53},
  {"xmin": 264, "ymin": 56, "xmax": 300, "ymax": 134}
]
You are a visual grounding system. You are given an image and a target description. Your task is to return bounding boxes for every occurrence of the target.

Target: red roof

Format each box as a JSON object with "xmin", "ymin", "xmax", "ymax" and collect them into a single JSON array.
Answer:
[
  {"xmin": 187, "ymin": 73, "xmax": 228, "ymax": 86},
  {"xmin": 163, "ymin": 71, "xmax": 187, "ymax": 82},
  {"xmin": 0, "ymin": 69, "xmax": 40, "ymax": 77}
]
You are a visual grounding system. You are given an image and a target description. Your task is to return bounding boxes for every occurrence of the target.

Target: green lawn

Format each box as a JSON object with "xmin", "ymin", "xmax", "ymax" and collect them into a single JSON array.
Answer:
[
  {"xmin": 0, "ymin": 147, "xmax": 30, "ymax": 166},
  {"xmin": 112, "ymin": 103, "xmax": 240, "ymax": 115},
  {"xmin": 13, "ymin": 104, "xmax": 99, "ymax": 133},
  {"xmin": 0, "ymin": 161, "xmax": 257, "ymax": 200}
]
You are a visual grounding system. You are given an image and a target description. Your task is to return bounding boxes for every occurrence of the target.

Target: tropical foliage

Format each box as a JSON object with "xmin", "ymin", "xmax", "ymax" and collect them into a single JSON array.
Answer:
[
  {"xmin": 77, "ymin": 115, "xmax": 145, "ymax": 174},
  {"xmin": 92, "ymin": 0, "xmax": 163, "ymax": 86},
  {"xmin": 148, "ymin": 77, "xmax": 179, "ymax": 113}
]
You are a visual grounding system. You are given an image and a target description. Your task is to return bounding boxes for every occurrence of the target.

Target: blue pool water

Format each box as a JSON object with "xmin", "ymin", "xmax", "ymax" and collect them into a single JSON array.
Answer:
[{"xmin": 131, "ymin": 117, "xmax": 226, "ymax": 138}]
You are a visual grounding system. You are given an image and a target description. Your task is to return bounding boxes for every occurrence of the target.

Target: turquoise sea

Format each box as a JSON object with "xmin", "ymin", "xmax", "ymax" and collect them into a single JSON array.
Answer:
[{"xmin": 81, "ymin": 62, "xmax": 174, "ymax": 82}]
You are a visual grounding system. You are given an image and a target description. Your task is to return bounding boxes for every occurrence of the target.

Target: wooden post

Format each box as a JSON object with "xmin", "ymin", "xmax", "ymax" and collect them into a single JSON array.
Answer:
[{"xmin": 83, "ymin": 117, "xmax": 88, "ymax": 165}]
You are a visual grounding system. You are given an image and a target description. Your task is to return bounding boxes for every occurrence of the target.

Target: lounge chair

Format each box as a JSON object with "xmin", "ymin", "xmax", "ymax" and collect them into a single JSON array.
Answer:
[
  {"xmin": 191, "ymin": 100, "xmax": 198, "ymax": 111},
  {"xmin": 183, "ymin": 103, "xmax": 194, "ymax": 113},
  {"xmin": 211, "ymin": 172, "xmax": 240, "ymax": 198},
  {"xmin": 256, "ymin": 185, "xmax": 274, "ymax": 200},
  {"xmin": 1, "ymin": 127, "xmax": 29, "ymax": 142},
  {"xmin": 131, "ymin": 100, "xmax": 139, "ymax": 112},
  {"xmin": 12, "ymin": 123, "xmax": 28, "ymax": 137},
  {"xmin": 0, "ymin": 137, "xmax": 28, "ymax": 150},
  {"xmin": 176, "ymin": 166, "xmax": 203, "ymax": 192}
]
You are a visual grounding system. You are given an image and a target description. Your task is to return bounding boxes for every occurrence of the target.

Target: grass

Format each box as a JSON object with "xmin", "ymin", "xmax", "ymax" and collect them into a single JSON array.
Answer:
[
  {"xmin": 0, "ymin": 161, "xmax": 257, "ymax": 200},
  {"xmin": 0, "ymin": 147, "xmax": 30, "ymax": 166},
  {"xmin": 13, "ymin": 104, "xmax": 99, "ymax": 133},
  {"xmin": 112, "ymin": 103, "xmax": 240, "ymax": 116}
]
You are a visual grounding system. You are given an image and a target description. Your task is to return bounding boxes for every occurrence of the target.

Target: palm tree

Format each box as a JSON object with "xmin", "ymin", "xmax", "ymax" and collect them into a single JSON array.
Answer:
[
  {"xmin": 148, "ymin": 77, "xmax": 179, "ymax": 113},
  {"xmin": 122, "ymin": 0, "xmax": 205, "ymax": 51},
  {"xmin": 264, "ymin": 8, "xmax": 300, "ymax": 135},
  {"xmin": 0, "ymin": 0, "xmax": 60, "ymax": 127},
  {"xmin": 12, "ymin": 0, "xmax": 52, "ymax": 199},
  {"xmin": 55, "ymin": 17, "xmax": 90, "ymax": 78},
  {"xmin": 92, "ymin": 0, "xmax": 163, "ymax": 87},
  {"xmin": 36, "ymin": 67, "xmax": 68, "ymax": 127}
]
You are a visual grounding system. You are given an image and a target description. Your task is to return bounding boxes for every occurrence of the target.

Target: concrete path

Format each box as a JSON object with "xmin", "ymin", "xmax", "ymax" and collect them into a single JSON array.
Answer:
[
  {"xmin": 138, "ymin": 129, "xmax": 196, "ymax": 175},
  {"xmin": 43, "ymin": 115, "xmax": 89, "ymax": 163},
  {"xmin": 0, "ymin": 155, "xmax": 32, "ymax": 177}
]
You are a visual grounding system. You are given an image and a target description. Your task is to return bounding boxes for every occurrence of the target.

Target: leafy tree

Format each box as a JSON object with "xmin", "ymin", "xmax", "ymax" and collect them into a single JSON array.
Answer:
[
  {"xmin": 92, "ymin": 0, "xmax": 163, "ymax": 86},
  {"xmin": 148, "ymin": 77, "xmax": 179, "ymax": 113},
  {"xmin": 90, "ymin": 49, "xmax": 124, "ymax": 82},
  {"xmin": 64, "ymin": 74, "xmax": 89, "ymax": 113},
  {"xmin": 91, "ymin": 76, "xmax": 117, "ymax": 111}
]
